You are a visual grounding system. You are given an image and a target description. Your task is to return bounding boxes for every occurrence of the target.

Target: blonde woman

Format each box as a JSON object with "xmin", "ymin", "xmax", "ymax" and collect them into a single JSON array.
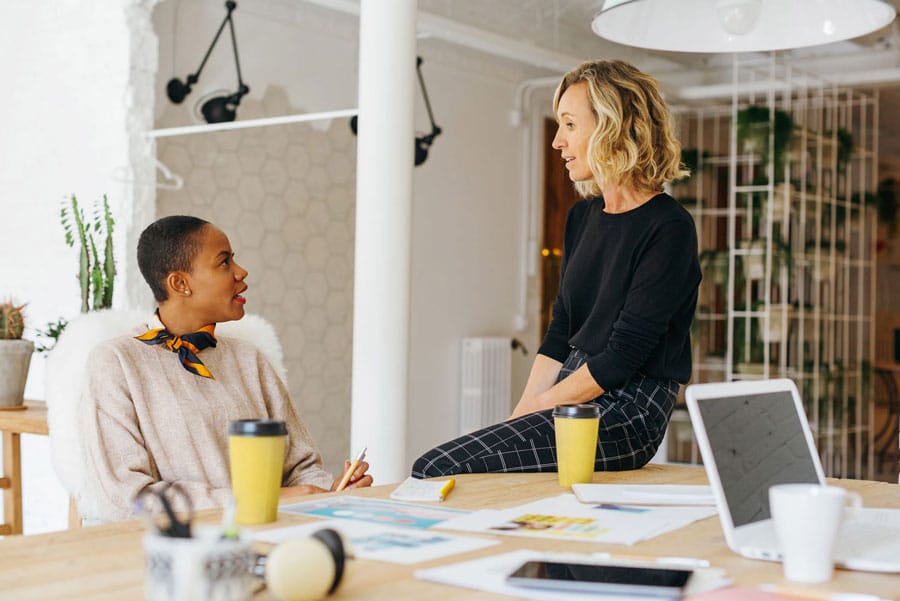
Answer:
[{"xmin": 413, "ymin": 60, "xmax": 700, "ymax": 478}]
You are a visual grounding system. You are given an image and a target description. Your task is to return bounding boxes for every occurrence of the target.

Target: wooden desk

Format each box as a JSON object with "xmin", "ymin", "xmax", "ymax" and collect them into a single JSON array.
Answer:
[
  {"xmin": 1, "ymin": 465, "xmax": 899, "ymax": 600},
  {"xmin": 0, "ymin": 400, "xmax": 48, "ymax": 535}
]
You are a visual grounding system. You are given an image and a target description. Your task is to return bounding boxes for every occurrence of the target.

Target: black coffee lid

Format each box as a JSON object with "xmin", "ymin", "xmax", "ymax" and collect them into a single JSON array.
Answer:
[
  {"xmin": 228, "ymin": 419, "xmax": 287, "ymax": 436},
  {"xmin": 552, "ymin": 404, "xmax": 600, "ymax": 419}
]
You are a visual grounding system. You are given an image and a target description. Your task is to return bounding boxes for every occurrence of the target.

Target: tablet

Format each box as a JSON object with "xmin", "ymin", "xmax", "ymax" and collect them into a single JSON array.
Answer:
[{"xmin": 506, "ymin": 560, "xmax": 691, "ymax": 598}]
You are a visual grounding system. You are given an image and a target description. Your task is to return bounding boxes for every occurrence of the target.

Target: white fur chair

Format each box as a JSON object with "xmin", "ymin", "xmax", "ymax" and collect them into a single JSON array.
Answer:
[{"xmin": 45, "ymin": 309, "xmax": 287, "ymax": 526}]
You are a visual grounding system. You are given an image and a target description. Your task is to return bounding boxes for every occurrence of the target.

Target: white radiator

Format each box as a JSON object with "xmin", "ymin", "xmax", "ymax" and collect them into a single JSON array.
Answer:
[{"xmin": 460, "ymin": 337, "xmax": 511, "ymax": 434}]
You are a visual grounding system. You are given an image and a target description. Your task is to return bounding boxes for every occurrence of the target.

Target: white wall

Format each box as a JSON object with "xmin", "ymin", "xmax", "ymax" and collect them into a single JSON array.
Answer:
[
  {"xmin": 0, "ymin": 0, "xmax": 158, "ymax": 532},
  {"xmin": 2, "ymin": 1, "xmax": 153, "ymax": 395},
  {"xmin": 407, "ymin": 48, "xmax": 545, "ymax": 462},
  {"xmin": 1, "ymin": 0, "xmax": 548, "ymax": 533}
]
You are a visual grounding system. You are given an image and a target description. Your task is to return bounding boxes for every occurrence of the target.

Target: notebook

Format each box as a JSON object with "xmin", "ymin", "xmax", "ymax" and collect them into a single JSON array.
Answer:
[{"xmin": 685, "ymin": 378, "xmax": 900, "ymax": 573}]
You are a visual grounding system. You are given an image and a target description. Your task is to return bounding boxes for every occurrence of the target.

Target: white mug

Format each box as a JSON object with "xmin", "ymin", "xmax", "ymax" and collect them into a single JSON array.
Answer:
[{"xmin": 769, "ymin": 484, "xmax": 861, "ymax": 583}]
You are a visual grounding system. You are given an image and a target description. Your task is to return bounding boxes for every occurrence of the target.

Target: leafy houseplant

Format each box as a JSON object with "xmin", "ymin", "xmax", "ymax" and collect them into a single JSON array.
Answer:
[
  {"xmin": 0, "ymin": 300, "xmax": 34, "ymax": 407},
  {"xmin": 737, "ymin": 105, "xmax": 794, "ymax": 182},
  {"xmin": 61, "ymin": 194, "xmax": 116, "ymax": 313},
  {"xmin": 35, "ymin": 317, "xmax": 69, "ymax": 355},
  {"xmin": 876, "ymin": 178, "xmax": 898, "ymax": 236},
  {"xmin": 677, "ymin": 148, "xmax": 711, "ymax": 182},
  {"xmin": 835, "ymin": 128, "xmax": 853, "ymax": 176},
  {"xmin": 35, "ymin": 195, "xmax": 117, "ymax": 356}
]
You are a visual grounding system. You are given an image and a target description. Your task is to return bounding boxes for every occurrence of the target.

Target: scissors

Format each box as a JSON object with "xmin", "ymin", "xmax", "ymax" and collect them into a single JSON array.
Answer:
[{"xmin": 134, "ymin": 482, "xmax": 194, "ymax": 538}]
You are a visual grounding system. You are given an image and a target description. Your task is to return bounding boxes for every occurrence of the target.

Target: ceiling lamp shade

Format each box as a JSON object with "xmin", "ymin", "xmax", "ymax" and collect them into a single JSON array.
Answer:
[{"xmin": 592, "ymin": 0, "xmax": 897, "ymax": 53}]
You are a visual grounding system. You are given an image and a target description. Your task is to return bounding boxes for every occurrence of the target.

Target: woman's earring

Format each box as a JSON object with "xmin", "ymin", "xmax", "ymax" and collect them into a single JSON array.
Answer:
[{"xmin": 184, "ymin": 289, "xmax": 191, "ymax": 296}]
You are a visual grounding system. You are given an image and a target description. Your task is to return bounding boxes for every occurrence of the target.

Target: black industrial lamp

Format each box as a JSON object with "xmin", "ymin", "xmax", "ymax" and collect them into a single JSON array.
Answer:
[
  {"xmin": 166, "ymin": 1, "xmax": 249, "ymax": 123},
  {"xmin": 350, "ymin": 56, "xmax": 442, "ymax": 167}
]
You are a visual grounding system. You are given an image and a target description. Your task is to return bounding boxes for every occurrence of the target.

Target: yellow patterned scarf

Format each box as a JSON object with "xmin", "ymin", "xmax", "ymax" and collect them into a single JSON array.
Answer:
[{"xmin": 135, "ymin": 312, "xmax": 217, "ymax": 379}]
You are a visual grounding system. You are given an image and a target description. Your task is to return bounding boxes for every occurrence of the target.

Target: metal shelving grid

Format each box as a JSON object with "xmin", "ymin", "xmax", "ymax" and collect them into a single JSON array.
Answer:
[{"xmin": 670, "ymin": 54, "xmax": 878, "ymax": 478}]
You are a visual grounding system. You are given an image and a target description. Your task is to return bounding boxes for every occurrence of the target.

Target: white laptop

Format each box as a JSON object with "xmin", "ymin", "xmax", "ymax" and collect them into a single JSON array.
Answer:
[{"xmin": 685, "ymin": 378, "xmax": 900, "ymax": 573}]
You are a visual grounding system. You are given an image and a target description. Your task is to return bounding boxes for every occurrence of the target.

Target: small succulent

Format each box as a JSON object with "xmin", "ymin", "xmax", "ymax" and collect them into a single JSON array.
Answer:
[{"xmin": 0, "ymin": 301, "xmax": 26, "ymax": 340}]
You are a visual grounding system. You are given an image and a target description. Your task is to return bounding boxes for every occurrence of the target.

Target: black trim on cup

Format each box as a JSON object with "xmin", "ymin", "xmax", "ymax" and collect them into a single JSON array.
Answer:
[
  {"xmin": 552, "ymin": 404, "xmax": 600, "ymax": 419},
  {"xmin": 228, "ymin": 419, "xmax": 287, "ymax": 436}
]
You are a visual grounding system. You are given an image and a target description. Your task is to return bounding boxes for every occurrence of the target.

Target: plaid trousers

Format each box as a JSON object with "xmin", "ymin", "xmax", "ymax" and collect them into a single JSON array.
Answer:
[{"xmin": 411, "ymin": 349, "xmax": 678, "ymax": 478}]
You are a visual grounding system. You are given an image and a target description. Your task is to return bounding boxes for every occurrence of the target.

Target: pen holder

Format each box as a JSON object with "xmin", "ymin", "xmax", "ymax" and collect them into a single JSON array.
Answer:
[{"xmin": 143, "ymin": 527, "xmax": 255, "ymax": 601}]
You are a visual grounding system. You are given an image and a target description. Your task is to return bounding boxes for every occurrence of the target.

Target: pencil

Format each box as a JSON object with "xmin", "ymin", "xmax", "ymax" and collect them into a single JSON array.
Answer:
[
  {"xmin": 439, "ymin": 478, "xmax": 456, "ymax": 500},
  {"xmin": 335, "ymin": 446, "xmax": 367, "ymax": 491}
]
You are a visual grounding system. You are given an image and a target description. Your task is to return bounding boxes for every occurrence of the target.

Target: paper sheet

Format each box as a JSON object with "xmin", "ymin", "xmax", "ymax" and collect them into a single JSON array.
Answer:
[
  {"xmin": 435, "ymin": 494, "xmax": 717, "ymax": 545},
  {"xmin": 279, "ymin": 496, "xmax": 468, "ymax": 529},
  {"xmin": 415, "ymin": 549, "xmax": 731, "ymax": 601},
  {"xmin": 571, "ymin": 484, "xmax": 715, "ymax": 506},
  {"xmin": 250, "ymin": 519, "xmax": 499, "ymax": 564}
]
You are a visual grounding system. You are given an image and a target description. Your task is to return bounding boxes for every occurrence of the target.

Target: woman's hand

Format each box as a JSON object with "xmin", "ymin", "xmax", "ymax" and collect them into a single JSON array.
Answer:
[
  {"xmin": 279, "ymin": 484, "xmax": 329, "ymax": 499},
  {"xmin": 330, "ymin": 460, "xmax": 373, "ymax": 491},
  {"xmin": 510, "ymin": 354, "xmax": 563, "ymax": 420},
  {"xmin": 509, "ymin": 366, "xmax": 604, "ymax": 420},
  {"xmin": 509, "ymin": 396, "xmax": 543, "ymax": 420}
]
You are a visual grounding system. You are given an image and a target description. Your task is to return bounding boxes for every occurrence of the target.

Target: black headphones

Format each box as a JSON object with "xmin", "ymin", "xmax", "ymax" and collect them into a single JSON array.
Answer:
[{"xmin": 350, "ymin": 56, "xmax": 442, "ymax": 167}]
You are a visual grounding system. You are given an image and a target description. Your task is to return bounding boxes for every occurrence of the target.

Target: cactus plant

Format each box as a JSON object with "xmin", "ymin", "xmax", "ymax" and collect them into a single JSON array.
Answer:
[
  {"xmin": 0, "ymin": 301, "xmax": 26, "ymax": 340},
  {"xmin": 60, "ymin": 194, "xmax": 116, "ymax": 312},
  {"xmin": 0, "ymin": 299, "xmax": 33, "ymax": 407}
]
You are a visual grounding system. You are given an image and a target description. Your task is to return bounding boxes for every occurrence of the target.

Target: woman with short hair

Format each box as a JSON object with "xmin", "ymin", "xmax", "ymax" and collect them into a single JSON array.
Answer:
[{"xmin": 80, "ymin": 215, "xmax": 371, "ymax": 521}]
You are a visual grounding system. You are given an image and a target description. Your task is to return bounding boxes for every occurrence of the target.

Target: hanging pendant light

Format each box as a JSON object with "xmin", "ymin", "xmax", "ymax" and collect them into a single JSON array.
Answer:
[{"xmin": 592, "ymin": 0, "xmax": 896, "ymax": 53}]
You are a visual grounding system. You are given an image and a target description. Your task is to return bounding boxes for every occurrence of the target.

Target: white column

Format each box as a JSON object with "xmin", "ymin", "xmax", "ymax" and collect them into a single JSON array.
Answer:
[{"xmin": 351, "ymin": 0, "xmax": 417, "ymax": 483}]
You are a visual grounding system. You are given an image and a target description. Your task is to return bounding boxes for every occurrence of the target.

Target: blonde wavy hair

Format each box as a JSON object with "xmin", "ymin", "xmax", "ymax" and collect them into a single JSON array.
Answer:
[{"xmin": 553, "ymin": 60, "xmax": 688, "ymax": 198}]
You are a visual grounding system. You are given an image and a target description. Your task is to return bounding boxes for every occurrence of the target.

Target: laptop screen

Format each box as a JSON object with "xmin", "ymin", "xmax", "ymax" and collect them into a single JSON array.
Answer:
[{"xmin": 696, "ymin": 390, "xmax": 821, "ymax": 527}]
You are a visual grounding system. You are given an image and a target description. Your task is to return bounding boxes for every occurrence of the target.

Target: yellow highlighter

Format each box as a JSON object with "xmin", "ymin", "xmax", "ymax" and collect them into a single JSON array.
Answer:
[{"xmin": 439, "ymin": 478, "xmax": 456, "ymax": 500}]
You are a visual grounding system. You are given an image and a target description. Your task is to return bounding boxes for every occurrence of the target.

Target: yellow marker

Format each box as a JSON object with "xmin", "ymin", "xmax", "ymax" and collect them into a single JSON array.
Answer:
[{"xmin": 439, "ymin": 478, "xmax": 456, "ymax": 500}]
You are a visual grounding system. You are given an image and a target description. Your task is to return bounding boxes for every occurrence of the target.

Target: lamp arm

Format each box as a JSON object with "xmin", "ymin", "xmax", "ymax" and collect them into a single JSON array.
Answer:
[
  {"xmin": 186, "ymin": 2, "xmax": 235, "ymax": 84},
  {"xmin": 416, "ymin": 56, "xmax": 440, "ymax": 137},
  {"xmin": 226, "ymin": 8, "xmax": 247, "ymax": 93}
]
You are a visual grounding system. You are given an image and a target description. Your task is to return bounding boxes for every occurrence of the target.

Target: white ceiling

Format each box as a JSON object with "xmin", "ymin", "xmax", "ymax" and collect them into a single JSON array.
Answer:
[
  {"xmin": 289, "ymin": 0, "xmax": 900, "ymax": 167},
  {"xmin": 416, "ymin": 0, "xmax": 900, "ymax": 84},
  {"xmin": 414, "ymin": 0, "xmax": 900, "ymax": 167}
]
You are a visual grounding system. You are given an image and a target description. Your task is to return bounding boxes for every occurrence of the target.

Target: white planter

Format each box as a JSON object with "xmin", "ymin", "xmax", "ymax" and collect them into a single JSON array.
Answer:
[
  {"xmin": 736, "ymin": 362, "xmax": 766, "ymax": 375},
  {"xmin": 0, "ymin": 339, "xmax": 34, "ymax": 406},
  {"xmin": 812, "ymin": 256, "xmax": 832, "ymax": 283},
  {"xmin": 764, "ymin": 310, "xmax": 790, "ymax": 344},
  {"xmin": 770, "ymin": 183, "xmax": 793, "ymax": 222},
  {"xmin": 739, "ymin": 240, "xmax": 765, "ymax": 280}
]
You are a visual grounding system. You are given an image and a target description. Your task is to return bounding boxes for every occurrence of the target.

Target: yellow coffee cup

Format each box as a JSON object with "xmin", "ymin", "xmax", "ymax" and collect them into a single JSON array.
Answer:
[
  {"xmin": 228, "ymin": 419, "xmax": 287, "ymax": 525},
  {"xmin": 553, "ymin": 404, "xmax": 600, "ymax": 488}
]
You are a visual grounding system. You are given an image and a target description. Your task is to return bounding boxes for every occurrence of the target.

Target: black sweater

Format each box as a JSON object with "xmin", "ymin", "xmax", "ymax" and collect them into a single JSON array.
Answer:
[{"xmin": 537, "ymin": 193, "xmax": 701, "ymax": 391}]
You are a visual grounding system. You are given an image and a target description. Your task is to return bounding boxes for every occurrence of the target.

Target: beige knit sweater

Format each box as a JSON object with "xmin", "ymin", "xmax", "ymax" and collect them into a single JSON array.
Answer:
[{"xmin": 79, "ymin": 324, "xmax": 333, "ymax": 522}]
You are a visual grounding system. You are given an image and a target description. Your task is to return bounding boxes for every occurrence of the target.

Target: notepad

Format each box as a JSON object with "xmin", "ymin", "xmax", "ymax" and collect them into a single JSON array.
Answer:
[
  {"xmin": 390, "ymin": 477, "xmax": 455, "ymax": 502},
  {"xmin": 572, "ymin": 484, "xmax": 715, "ymax": 506}
]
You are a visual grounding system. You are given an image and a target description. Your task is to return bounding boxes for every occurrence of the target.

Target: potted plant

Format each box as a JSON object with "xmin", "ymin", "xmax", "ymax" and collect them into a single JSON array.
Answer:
[
  {"xmin": 876, "ymin": 178, "xmax": 898, "ymax": 237},
  {"xmin": 0, "ymin": 300, "xmax": 33, "ymax": 407},
  {"xmin": 737, "ymin": 105, "xmax": 794, "ymax": 183},
  {"xmin": 835, "ymin": 128, "xmax": 853, "ymax": 176},
  {"xmin": 677, "ymin": 147, "xmax": 711, "ymax": 182}
]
